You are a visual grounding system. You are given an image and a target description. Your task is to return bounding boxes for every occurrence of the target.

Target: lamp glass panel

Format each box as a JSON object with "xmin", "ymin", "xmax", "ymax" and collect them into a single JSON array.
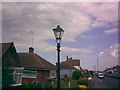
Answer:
[{"xmin": 54, "ymin": 31, "xmax": 61, "ymax": 39}]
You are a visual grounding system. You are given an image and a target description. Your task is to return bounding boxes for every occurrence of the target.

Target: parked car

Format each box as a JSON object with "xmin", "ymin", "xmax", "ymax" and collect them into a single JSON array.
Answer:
[
  {"xmin": 98, "ymin": 73, "xmax": 104, "ymax": 79},
  {"xmin": 114, "ymin": 75, "xmax": 120, "ymax": 79}
]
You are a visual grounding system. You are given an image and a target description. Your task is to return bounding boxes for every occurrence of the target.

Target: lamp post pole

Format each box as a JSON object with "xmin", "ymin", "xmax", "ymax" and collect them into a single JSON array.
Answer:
[
  {"xmin": 53, "ymin": 25, "xmax": 64, "ymax": 89},
  {"xmin": 57, "ymin": 43, "xmax": 61, "ymax": 89}
]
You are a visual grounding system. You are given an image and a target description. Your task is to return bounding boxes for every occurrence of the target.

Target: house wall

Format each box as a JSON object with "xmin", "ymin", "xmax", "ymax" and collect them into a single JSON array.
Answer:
[
  {"xmin": 60, "ymin": 69, "xmax": 75, "ymax": 77},
  {"xmin": 36, "ymin": 71, "xmax": 49, "ymax": 81},
  {"xmin": 22, "ymin": 78, "xmax": 36, "ymax": 83},
  {"xmin": 22, "ymin": 70, "xmax": 55, "ymax": 82},
  {"xmin": 22, "ymin": 70, "xmax": 49, "ymax": 82}
]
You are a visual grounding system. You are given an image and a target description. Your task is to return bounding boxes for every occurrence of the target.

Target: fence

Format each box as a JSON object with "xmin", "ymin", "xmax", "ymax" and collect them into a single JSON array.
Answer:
[{"xmin": 52, "ymin": 81, "xmax": 77, "ymax": 88}]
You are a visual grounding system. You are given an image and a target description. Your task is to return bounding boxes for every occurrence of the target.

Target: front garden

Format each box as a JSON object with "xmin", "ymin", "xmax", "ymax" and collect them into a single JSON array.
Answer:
[{"xmin": 21, "ymin": 70, "xmax": 93, "ymax": 89}]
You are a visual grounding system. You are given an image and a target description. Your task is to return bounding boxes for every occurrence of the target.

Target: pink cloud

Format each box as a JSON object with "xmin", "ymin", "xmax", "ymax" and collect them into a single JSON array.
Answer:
[
  {"xmin": 99, "ymin": 44, "xmax": 118, "ymax": 58},
  {"xmin": 99, "ymin": 51, "xmax": 104, "ymax": 56},
  {"xmin": 104, "ymin": 28, "xmax": 118, "ymax": 34}
]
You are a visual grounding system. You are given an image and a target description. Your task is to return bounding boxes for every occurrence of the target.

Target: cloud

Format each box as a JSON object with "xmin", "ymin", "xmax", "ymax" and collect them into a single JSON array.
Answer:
[
  {"xmin": 110, "ymin": 49, "xmax": 118, "ymax": 57},
  {"xmin": 81, "ymin": 2, "xmax": 118, "ymax": 22},
  {"xmin": 15, "ymin": 41, "xmax": 55, "ymax": 52},
  {"xmin": 99, "ymin": 51, "xmax": 104, "ymax": 56},
  {"xmin": 104, "ymin": 28, "xmax": 118, "ymax": 35},
  {"xmin": 79, "ymin": 2, "xmax": 118, "ymax": 29},
  {"xmin": 98, "ymin": 44, "xmax": 119, "ymax": 70},
  {"xmin": 2, "ymin": 2, "xmax": 118, "ymax": 53},
  {"xmin": 71, "ymin": 55, "xmax": 81, "ymax": 58},
  {"xmin": 2, "ymin": 0, "xmax": 119, "ymax": 2},
  {"xmin": 99, "ymin": 44, "xmax": 119, "ymax": 58},
  {"xmin": 62, "ymin": 46, "xmax": 93, "ymax": 53}
]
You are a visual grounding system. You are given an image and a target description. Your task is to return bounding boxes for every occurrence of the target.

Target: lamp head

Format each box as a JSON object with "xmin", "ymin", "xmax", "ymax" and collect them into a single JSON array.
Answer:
[{"xmin": 53, "ymin": 25, "xmax": 64, "ymax": 43}]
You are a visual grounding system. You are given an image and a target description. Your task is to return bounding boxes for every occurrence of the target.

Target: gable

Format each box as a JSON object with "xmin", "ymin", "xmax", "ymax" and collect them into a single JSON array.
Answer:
[
  {"xmin": 60, "ymin": 58, "xmax": 80, "ymax": 70},
  {"xmin": 1, "ymin": 42, "xmax": 21, "ymax": 67}
]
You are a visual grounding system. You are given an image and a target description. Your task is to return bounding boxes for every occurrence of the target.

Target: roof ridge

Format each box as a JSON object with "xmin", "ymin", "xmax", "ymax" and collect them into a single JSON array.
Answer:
[{"xmin": 31, "ymin": 53, "xmax": 45, "ymax": 68}]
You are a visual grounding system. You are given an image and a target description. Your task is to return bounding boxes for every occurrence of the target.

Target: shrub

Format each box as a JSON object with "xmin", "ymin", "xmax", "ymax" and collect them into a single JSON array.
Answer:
[
  {"xmin": 64, "ymin": 74, "xmax": 68, "ymax": 78},
  {"xmin": 71, "ymin": 84, "xmax": 80, "ymax": 88},
  {"xmin": 61, "ymin": 74, "xmax": 70, "ymax": 82},
  {"xmin": 44, "ymin": 83, "xmax": 52, "ymax": 89},
  {"xmin": 77, "ymin": 80, "xmax": 89, "ymax": 86},
  {"xmin": 90, "ymin": 71, "xmax": 93, "ymax": 76},
  {"xmin": 72, "ymin": 70, "xmax": 82, "ymax": 80},
  {"xmin": 22, "ymin": 81, "xmax": 42, "ymax": 89},
  {"xmin": 61, "ymin": 77, "xmax": 69, "ymax": 82},
  {"xmin": 84, "ymin": 71, "xmax": 91, "ymax": 78}
]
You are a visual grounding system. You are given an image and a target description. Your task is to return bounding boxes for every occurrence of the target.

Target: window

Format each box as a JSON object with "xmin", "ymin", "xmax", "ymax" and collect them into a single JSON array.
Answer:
[
  {"xmin": 22, "ymin": 70, "xmax": 37, "ymax": 78},
  {"xmin": 12, "ymin": 67, "xmax": 24, "ymax": 86}
]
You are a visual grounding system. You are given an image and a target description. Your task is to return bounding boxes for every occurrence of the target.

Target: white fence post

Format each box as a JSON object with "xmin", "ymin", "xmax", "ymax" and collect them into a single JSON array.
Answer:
[{"xmin": 68, "ymin": 81, "xmax": 70, "ymax": 88}]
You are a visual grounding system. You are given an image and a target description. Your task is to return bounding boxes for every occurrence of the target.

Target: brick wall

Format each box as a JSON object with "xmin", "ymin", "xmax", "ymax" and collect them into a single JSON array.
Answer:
[
  {"xmin": 36, "ymin": 71, "xmax": 49, "ymax": 81},
  {"xmin": 22, "ymin": 70, "xmax": 50, "ymax": 83},
  {"xmin": 22, "ymin": 78, "xmax": 36, "ymax": 82}
]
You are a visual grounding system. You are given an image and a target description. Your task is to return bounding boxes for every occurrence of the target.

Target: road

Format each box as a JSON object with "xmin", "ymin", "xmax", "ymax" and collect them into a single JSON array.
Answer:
[{"xmin": 90, "ymin": 75, "xmax": 120, "ymax": 89}]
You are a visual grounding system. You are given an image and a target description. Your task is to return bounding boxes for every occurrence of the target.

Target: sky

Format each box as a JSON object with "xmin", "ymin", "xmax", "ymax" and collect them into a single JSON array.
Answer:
[{"xmin": 2, "ymin": 1, "xmax": 119, "ymax": 71}]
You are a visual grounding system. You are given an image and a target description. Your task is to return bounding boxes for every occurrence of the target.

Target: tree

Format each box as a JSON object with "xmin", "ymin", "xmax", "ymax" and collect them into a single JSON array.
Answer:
[
  {"xmin": 90, "ymin": 71, "xmax": 93, "ymax": 76},
  {"xmin": 72, "ymin": 70, "xmax": 82, "ymax": 80},
  {"xmin": 84, "ymin": 71, "xmax": 91, "ymax": 78}
]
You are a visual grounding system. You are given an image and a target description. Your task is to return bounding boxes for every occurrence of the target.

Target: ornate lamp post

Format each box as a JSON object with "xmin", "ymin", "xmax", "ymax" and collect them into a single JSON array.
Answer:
[{"xmin": 53, "ymin": 25, "xmax": 64, "ymax": 89}]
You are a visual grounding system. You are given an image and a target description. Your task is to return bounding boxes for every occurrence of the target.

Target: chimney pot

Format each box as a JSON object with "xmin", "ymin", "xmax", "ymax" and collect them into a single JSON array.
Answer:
[
  {"xmin": 67, "ymin": 56, "xmax": 68, "ymax": 60},
  {"xmin": 29, "ymin": 47, "xmax": 34, "ymax": 53}
]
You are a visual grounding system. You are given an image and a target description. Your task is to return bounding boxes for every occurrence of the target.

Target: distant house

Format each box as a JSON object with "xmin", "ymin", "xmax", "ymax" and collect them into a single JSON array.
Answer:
[
  {"xmin": 60, "ymin": 56, "xmax": 82, "ymax": 77},
  {"xmin": 1, "ymin": 42, "xmax": 24, "ymax": 88},
  {"xmin": 18, "ymin": 47, "xmax": 56, "ymax": 82}
]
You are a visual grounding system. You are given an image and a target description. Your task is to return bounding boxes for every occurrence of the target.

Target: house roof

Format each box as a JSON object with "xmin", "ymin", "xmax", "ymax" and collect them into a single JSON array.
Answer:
[
  {"xmin": 1, "ymin": 42, "xmax": 21, "ymax": 67},
  {"xmin": 1, "ymin": 42, "xmax": 13, "ymax": 56},
  {"xmin": 66, "ymin": 58, "xmax": 80, "ymax": 66},
  {"xmin": 18, "ymin": 53, "xmax": 56, "ymax": 70},
  {"xmin": 60, "ymin": 57, "xmax": 81, "ymax": 70},
  {"xmin": 60, "ymin": 61, "xmax": 75, "ymax": 69}
]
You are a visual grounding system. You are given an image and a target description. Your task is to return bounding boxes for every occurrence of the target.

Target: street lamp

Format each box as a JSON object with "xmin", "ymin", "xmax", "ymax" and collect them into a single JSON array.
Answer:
[{"xmin": 53, "ymin": 25, "xmax": 64, "ymax": 89}]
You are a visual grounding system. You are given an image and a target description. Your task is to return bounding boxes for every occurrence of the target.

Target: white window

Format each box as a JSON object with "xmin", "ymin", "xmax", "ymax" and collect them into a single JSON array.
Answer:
[
  {"xmin": 12, "ymin": 67, "xmax": 24, "ymax": 86},
  {"xmin": 22, "ymin": 70, "xmax": 37, "ymax": 79},
  {"xmin": 50, "ymin": 70, "xmax": 56, "ymax": 78}
]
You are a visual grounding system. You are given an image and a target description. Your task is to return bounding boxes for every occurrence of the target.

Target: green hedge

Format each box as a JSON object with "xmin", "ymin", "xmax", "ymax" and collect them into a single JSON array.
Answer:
[
  {"xmin": 77, "ymin": 80, "xmax": 89, "ymax": 86},
  {"xmin": 72, "ymin": 70, "xmax": 82, "ymax": 80}
]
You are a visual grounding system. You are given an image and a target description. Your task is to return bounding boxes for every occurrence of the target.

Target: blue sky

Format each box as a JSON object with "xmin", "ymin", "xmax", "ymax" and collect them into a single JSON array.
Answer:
[{"xmin": 2, "ymin": 2, "xmax": 118, "ymax": 71}]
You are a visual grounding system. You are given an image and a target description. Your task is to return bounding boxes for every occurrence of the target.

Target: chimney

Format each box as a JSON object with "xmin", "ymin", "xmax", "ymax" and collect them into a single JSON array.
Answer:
[
  {"xmin": 29, "ymin": 47, "xmax": 34, "ymax": 53},
  {"xmin": 66, "ymin": 56, "xmax": 69, "ymax": 60}
]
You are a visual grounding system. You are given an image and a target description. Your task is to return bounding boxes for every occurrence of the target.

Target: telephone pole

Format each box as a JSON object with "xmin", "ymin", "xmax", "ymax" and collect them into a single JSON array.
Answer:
[{"xmin": 97, "ymin": 58, "xmax": 98, "ymax": 73}]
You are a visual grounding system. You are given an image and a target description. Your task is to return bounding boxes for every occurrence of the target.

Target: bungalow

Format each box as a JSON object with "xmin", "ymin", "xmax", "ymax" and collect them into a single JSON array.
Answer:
[
  {"xmin": 60, "ymin": 56, "xmax": 82, "ymax": 77},
  {"xmin": 18, "ymin": 47, "xmax": 56, "ymax": 82},
  {"xmin": 1, "ymin": 42, "xmax": 24, "ymax": 88}
]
